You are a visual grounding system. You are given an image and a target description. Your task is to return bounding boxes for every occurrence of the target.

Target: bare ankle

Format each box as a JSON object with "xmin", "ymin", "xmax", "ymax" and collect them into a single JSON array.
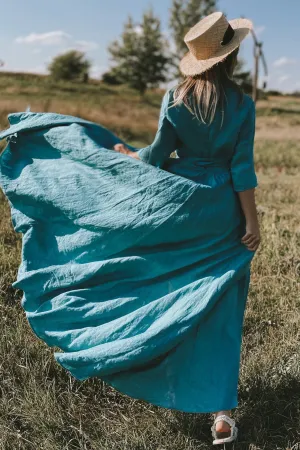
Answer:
[{"xmin": 214, "ymin": 410, "xmax": 231, "ymax": 417}]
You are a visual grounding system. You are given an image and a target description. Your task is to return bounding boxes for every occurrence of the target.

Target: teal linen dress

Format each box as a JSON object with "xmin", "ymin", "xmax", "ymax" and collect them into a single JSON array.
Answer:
[{"xmin": 0, "ymin": 81, "xmax": 257, "ymax": 413}]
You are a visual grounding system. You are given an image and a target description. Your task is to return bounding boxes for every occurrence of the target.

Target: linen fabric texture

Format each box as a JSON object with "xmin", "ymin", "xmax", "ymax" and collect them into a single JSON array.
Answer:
[{"xmin": 0, "ymin": 83, "xmax": 257, "ymax": 413}]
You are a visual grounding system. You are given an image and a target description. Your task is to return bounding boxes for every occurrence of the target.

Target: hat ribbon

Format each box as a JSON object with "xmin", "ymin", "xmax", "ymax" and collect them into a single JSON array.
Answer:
[{"xmin": 220, "ymin": 24, "xmax": 235, "ymax": 46}]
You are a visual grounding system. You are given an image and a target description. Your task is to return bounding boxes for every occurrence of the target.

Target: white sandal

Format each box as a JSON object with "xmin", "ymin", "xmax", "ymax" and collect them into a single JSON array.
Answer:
[{"xmin": 211, "ymin": 414, "xmax": 238, "ymax": 445}]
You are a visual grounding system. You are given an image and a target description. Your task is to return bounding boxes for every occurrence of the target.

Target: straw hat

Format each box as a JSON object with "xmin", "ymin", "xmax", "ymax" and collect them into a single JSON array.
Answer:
[{"xmin": 179, "ymin": 12, "xmax": 253, "ymax": 76}]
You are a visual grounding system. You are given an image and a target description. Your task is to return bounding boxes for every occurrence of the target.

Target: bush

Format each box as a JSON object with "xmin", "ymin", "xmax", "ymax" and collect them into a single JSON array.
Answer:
[
  {"xmin": 48, "ymin": 50, "xmax": 91, "ymax": 82},
  {"xmin": 101, "ymin": 70, "xmax": 123, "ymax": 86},
  {"xmin": 266, "ymin": 90, "xmax": 282, "ymax": 97}
]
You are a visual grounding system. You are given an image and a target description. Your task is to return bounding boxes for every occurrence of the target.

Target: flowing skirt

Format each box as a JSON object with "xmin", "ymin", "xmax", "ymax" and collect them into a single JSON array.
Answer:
[{"xmin": 0, "ymin": 113, "xmax": 254, "ymax": 412}]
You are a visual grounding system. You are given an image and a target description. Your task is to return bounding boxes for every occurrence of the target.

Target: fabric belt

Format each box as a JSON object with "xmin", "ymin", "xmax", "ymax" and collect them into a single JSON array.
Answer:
[{"xmin": 176, "ymin": 157, "xmax": 230, "ymax": 170}]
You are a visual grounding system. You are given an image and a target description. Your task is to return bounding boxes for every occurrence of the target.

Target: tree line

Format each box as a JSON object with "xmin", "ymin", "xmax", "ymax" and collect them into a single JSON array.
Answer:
[{"xmin": 49, "ymin": 0, "xmax": 252, "ymax": 94}]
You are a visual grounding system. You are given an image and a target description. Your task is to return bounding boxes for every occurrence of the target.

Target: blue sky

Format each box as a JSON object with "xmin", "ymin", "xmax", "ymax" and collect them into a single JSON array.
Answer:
[{"xmin": 1, "ymin": 0, "xmax": 299, "ymax": 92}]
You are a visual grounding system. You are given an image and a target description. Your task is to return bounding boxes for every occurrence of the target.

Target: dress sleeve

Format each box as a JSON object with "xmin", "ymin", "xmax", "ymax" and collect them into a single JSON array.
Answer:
[
  {"xmin": 230, "ymin": 99, "xmax": 258, "ymax": 192},
  {"xmin": 135, "ymin": 90, "xmax": 178, "ymax": 168}
]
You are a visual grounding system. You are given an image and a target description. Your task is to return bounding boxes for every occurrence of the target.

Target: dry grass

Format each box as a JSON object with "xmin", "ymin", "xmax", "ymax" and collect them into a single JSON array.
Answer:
[{"xmin": 0, "ymin": 74, "xmax": 299, "ymax": 450}]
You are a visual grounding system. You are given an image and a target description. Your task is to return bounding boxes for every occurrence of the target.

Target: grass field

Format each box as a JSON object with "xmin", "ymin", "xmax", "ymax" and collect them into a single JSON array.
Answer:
[{"xmin": 0, "ymin": 73, "xmax": 299, "ymax": 450}]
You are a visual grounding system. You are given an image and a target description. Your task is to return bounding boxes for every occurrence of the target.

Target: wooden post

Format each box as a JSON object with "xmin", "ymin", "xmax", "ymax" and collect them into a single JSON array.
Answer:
[{"xmin": 253, "ymin": 43, "xmax": 262, "ymax": 103}]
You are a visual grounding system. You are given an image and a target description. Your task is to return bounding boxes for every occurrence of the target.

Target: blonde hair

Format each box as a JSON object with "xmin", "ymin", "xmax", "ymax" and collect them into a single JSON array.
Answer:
[{"xmin": 172, "ymin": 47, "xmax": 244, "ymax": 128}]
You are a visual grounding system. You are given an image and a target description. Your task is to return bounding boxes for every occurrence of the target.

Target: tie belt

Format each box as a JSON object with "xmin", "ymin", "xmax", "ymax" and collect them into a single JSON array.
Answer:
[{"xmin": 172, "ymin": 157, "xmax": 230, "ymax": 170}]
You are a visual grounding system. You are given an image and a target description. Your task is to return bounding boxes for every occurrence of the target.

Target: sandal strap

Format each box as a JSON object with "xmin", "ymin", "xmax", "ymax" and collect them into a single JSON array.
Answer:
[
  {"xmin": 211, "ymin": 414, "xmax": 238, "ymax": 444},
  {"xmin": 213, "ymin": 414, "xmax": 235, "ymax": 427}
]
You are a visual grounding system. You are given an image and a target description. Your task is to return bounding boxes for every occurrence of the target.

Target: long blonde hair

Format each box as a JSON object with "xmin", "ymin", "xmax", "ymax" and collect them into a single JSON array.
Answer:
[{"xmin": 172, "ymin": 47, "xmax": 244, "ymax": 128}]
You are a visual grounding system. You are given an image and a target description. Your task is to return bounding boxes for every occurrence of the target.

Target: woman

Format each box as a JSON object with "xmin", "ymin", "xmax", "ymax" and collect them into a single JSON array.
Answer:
[
  {"xmin": 114, "ymin": 11, "xmax": 261, "ymax": 445},
  {"xmin": 0, "ymin": 11, "xmax": 260, "ymax": 447}
]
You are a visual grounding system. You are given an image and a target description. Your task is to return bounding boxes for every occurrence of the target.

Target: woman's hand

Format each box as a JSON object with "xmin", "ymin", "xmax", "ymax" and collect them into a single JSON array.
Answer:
[
  {"xmin": 237, "ymin": 189, "xmax": 261, "ymax": 252},
  {"xmin": 113, "ymin": 143, "xmax": 131, "ymax": 155},
  {"xmin": 241, "ymin": 222, "xmax": 261, "ymax": 252},
  {"xmin": 113, "ymin": 143, "xmax": 140, "ymax": 160}
]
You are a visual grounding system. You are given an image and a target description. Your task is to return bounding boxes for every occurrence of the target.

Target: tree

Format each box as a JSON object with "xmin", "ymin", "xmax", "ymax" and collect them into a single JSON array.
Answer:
[
  {"xmin": 169, "ymin": 0, "xmax": 216, "ymax": 71},
  {"xmin": 105, "ymin": 10, "xmax": 171, "ymax": 95},
  {"xmin": 48, "ymin": 50, "xmax": 91, "ymax": 82}
]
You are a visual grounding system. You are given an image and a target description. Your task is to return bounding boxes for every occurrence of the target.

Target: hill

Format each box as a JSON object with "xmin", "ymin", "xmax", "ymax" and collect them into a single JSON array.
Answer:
[{"xmin": 0, "ymin": 72, "xmax": 165, "ymax": 149}]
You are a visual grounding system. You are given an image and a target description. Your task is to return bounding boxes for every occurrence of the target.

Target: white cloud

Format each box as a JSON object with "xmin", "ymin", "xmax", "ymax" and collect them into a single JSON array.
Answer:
[
  {"xmin": 15, "ymin": 31, "xmax": 98, "ymax": 54},
  {"xmin": 73, "ymin": 40, "xmax": 98, "ymax": 52},
  {"xmin": 273, "ymin": 57, "xmax": 297, "ymax": 67},
  {"xmin": 255, "ymin": 25, "xmax": 266, "ymax": 36},
  {"xmin": 90, "ymin": 64, "xmax": 107, "ymax": 78},
  {"xmin": 134, "ymin": 25, "xmax": 143, "ymax": 35},
  {"xmin": 278, "ymin": 75, "xmax": 290, "ymax": 84},
  {"xmin": 15, "ymin": 31, "xmax": 71, "ymax": 46}
]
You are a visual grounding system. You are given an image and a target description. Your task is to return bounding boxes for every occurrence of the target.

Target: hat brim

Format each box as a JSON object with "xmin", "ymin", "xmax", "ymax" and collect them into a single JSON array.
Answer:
[{"xmin": 179, "ymin": 18, "xmax": 252, "ymax": 76}]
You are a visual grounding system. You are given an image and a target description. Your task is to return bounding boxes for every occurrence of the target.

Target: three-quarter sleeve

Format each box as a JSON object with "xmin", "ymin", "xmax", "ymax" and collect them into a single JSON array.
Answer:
[
  {"xmin": 136, "ymin": 90, "xmax": 178, "ymax": 168},
  {"xmin": 230, "ymin": 99, "xmax": 258, "ymax": 192}
]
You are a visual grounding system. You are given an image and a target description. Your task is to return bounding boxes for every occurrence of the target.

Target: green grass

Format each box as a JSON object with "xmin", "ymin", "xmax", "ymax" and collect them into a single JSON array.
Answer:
[
  {"xmin": 0, "ymin": 72, "xmax": 164, "ymax": 146},
  {"xmin": 0, "ymin": 73, "xmax": 299, "ymax": 449},
  {"xmin": 254, "ymin": 140, "xmax": 300, "ymax": 171}
]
